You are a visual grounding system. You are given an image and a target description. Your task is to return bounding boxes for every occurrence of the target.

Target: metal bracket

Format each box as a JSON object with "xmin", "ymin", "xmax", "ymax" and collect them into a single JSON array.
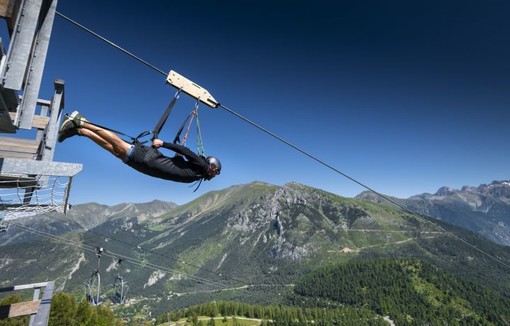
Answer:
[{"xmin": 166, "ymin": 70, "xmax": 219, "ymax": 108}]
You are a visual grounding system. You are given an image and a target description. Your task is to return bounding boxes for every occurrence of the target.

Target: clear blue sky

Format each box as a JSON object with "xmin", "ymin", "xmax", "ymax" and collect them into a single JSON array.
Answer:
[{"xmin": 14, "ymin": 1, "xmax": 510, "ymax": 205}]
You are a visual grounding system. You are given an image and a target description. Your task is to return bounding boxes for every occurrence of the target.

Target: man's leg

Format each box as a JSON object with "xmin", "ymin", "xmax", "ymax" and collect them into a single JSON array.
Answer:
[
  {"xmin": 79, "ymin": 122, "xmax": 132, "ymax": 160},
  {"xmin": 58, "ymin": 111, "xmax": 132, "ymax": 160}
]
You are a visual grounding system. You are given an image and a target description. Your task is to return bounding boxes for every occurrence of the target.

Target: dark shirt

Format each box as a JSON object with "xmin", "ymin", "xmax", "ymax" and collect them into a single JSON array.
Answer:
[{"xmin": 124, "ymin": 141, "xmax": 209, "ymax": 183}]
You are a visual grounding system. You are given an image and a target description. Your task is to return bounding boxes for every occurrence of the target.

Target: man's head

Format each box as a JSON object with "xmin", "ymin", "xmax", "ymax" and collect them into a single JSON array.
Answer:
[{"xmin": 206, "ymin": 156, "xmax": 221, "ymax": 179}]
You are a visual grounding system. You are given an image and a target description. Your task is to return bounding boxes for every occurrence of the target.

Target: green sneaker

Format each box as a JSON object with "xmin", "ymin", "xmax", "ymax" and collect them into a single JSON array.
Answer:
[
  {"xmin": 69, "ymin": 110, "xmax": 87, "ymax": 127},
  {"xmin": 57, "ymin": 115, "xmax": 79, "ymax": 143}
]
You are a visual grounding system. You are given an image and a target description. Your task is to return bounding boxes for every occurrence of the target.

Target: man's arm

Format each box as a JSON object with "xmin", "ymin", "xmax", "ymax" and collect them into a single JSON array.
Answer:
[
  {"xmin": 153, "ymin": 139, "xmax": 207, "ymax": 167},
  {"xmin": 160, "ymin": 141, "xmax": 200, "ymax": 159}
]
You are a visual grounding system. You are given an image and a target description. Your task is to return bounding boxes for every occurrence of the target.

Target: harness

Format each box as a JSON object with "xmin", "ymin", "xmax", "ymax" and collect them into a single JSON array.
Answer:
[
  {"xmin": 173, "ymin": 99, "xmax": 205, "ymax": 156},
  {"xmin": 81, "ymin": 89, "xmax": 204, "ymax": 155}
]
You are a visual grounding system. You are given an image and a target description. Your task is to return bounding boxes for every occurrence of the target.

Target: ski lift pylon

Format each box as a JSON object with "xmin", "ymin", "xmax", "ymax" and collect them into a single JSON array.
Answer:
[{"xmin": 84, "ymin": 246, "xmax": 104, "ymax": 306}]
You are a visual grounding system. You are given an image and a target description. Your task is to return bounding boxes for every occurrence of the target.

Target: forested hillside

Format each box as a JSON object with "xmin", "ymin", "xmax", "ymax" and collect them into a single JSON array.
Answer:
[
  {"xmin": 152, "ymin": 258, "xmax": 510, "ymax": 325},
  {"xmin": 155, "ymin": 301, "xmax": 385, "ymax": 325},
  {"xmin": 292, "ymin": 258, "xmax": 510, "ymax": 325}
]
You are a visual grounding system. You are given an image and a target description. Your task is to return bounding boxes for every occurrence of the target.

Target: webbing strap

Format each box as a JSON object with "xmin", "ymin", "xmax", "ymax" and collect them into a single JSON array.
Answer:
[
  {"xmin": 152, "ymin": 90, "xmax": 181, "ymax": 140},
  {"xmin": 173, "ymin": 112, "xmax": 193, "ymax": 144},
  {"xmin": 71, "ymin": 90, "xmax": 180, "ymax": 145},
  {"xmin": 71, "ymin": 116, "xmax": 137, "ymax": 142},
  {"xmin": 195, "ymin": 113, "xmax": 205, "ymax": 156},
  {"xmin": 173, "ymin": 99, "xmax": 199, "ymax": 145}
]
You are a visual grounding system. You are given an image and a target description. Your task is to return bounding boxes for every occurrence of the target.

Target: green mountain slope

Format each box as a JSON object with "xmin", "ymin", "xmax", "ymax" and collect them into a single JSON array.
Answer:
[
  {"xmin": 292, "ymin": 258, "xmax": 510, "ymax": 325},
  {"xmin": 1, "ymin": 181, "xmax": 510, "ymax": 319}
]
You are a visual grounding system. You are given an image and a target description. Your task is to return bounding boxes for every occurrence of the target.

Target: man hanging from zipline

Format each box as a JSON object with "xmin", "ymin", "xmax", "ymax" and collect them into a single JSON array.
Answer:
[{"xmin": 57, "ymin": 111, "xmax": 221, "ymax": 184}]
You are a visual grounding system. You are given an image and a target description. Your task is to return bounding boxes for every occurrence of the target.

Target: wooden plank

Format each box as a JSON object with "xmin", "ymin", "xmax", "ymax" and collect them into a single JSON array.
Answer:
[
  {"xmin": 9, "ymin": 112, "xmax": 49, "ymax": 129},
  {"xmin": 0, "ymin": 0, "xmax": 13, "ymax": 18},
  {"xmin": 0, "ymin": 300, "xmax": 41, "ymax": 319},
  {"xmin": 0, "ymin": 0, "xmax": 8, "ymax": 17},
  {"xmin": 166, "ymin": 70, "xmax": 219, "ymax": 108},
  {"xmin": 0, "ymin": 151, "xmax": 36, "ymax": 159},
  {"xmin": 0, "ymin": 137, "xmax": 39, "ymax": 154}
]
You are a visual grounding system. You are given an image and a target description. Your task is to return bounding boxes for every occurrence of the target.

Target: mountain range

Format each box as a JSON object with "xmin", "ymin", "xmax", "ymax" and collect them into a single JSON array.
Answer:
[
  {"xmin": 357, "ymin": 180, "xmax": 510, "ymax": 246},
  {"xmin": 1, "ymin": 180, "xmax": 510, "ymax": 320}
]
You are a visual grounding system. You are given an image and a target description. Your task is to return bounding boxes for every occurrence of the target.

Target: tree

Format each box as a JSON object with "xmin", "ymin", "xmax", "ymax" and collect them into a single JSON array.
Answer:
[
  {"xmin": 49, "ymin": 292, "xmax": 77, "ymax": 326},
  {"xmin": 75, "ymin": 299, "xmax": 98, "ymax": 326}
]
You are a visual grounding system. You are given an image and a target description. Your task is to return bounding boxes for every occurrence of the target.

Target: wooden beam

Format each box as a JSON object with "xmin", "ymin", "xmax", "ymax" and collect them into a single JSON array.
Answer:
[
  {"xmin": 0, "ymin": 0, "xmax": 9, "ymax": 17},
  {"xmin": 0, "ymin": 300, "xmax": 41, "ymax": 319},
  {"xmin": 0, "ymin": 137, "xmax": 39, "ymax": 155},
  {"xmin": 0, "ymin": 0, "xmax": 15, "ymax": 18},
  {"xmin": 0, "ymin": 151, "xmax": 36, "ymax": 159},
  {"xmin": 8, "ymin": 112, "xmax": 49, "ymax": 130}
]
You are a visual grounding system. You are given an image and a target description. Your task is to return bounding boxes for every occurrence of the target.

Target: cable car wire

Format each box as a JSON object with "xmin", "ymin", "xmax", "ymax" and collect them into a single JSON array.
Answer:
[{"xmin": 6, "ymin": 218, "xmax": 284, "ymax": 305}]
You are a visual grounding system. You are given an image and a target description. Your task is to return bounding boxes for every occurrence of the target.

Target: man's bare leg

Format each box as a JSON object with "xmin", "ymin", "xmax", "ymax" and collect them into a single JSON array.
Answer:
[{"xmin": 79, "ymin": 122, "xmax": 132, "ymax": 160}]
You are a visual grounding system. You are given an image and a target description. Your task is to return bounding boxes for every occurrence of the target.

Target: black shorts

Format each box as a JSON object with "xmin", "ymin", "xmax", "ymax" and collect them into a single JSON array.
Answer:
[{"xmin": 122, "ymin": 143, "xmax": 153, "ymax": 165}]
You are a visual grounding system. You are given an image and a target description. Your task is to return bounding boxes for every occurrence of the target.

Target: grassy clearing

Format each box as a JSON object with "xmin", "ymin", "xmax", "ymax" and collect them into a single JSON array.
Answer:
[{"xmin": 159, "ymin": 316, "xmax": 262, "ymax": 326}]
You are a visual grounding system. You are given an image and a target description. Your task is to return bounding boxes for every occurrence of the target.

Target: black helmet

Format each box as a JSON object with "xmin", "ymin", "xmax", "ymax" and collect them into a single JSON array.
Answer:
[{"xmin": 207, "ymin": 156, "xmax": 221, "ymax": 175}]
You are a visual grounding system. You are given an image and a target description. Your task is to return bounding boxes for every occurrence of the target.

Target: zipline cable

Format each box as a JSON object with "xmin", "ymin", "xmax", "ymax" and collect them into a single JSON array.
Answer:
[
  {"xmin": 56, "ymin": 12, "xmax": 510, "ymax": 271},
  {"xmin": 219, "ymin": 104, "xmax": 373, "ymax": 191},
  {"xmin": 8, "ymin": 216, "xmax": 285, "ymax": 304},
  {"xmin": 55, "ymin": 11, "xmax": 167, "ymax": 77}
]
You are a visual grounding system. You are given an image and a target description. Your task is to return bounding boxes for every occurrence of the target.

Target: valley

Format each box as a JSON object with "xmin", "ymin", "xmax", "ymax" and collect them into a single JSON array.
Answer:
[{"xmin": 1, "ymin": 181, "xmax": 510, "ymax": 324}]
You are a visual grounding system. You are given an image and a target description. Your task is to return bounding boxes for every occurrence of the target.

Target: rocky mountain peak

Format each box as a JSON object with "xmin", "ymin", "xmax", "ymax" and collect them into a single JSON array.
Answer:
[
  {"xmin": 434, "ymin": 186, "xmax": 456, "ymax": 196},
  {"xmin": 484, "ymin": 180, "xmax": 510, "ymax": 203},
  {"xmin": 356, "ymin": 180, "xmax": 510, "ymax": 246},
  {"xmin": 424, "ymin": 180, "xmax": 510, "ymax": 203}
]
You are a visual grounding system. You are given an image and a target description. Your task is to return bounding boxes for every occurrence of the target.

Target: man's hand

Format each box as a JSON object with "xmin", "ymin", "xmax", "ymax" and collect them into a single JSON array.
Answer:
[{"xmin": 152, "ymin": 139, "xmax": 163, "ymax": 148}]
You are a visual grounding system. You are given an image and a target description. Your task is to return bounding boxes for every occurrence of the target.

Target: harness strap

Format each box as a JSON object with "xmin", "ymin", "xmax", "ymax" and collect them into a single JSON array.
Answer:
[
  {"xmin": 133, "ymin": 130, "xmax": 152, "ymax": 144},
  {"xmin": 73, "ymin": 89, "xmax": 181, "ymax": 145},
  {"xmin": 173, "ymin": 111, "xmax": 193, "ymax": 144},
  {"xmin": 78, "ymin": 118, "xmax": 153, "ymax": 144},
  {"xmin": 75, "ymin": 118, "xmax": 138, "ymax": 142},
  {"xmin": 152, "ymin": 90, "xmax": 181, "ymax": 140},
  {"xmin": 174, "ymin": 99, "xmax": 199, "ymax": 145},
  {"xmin": 195, "ymin": 112, "xmax": 205, "ymax": 156}
]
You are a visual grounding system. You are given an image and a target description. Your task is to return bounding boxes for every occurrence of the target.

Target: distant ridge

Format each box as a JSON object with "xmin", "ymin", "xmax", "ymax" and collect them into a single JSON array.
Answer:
[{"xmin": 357, "ymin": 180, "xmax": 510, "ymax": 246}]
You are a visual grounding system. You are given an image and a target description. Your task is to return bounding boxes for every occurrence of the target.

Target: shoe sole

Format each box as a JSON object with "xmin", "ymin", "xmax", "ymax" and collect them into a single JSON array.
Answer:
[
  {"xmin": 59, "ymin": 116, "xmax": 75, "ymax": 131},
  {"xmin": 58, "ymin": 117, "xmax": 77, "ymax": 142}
]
